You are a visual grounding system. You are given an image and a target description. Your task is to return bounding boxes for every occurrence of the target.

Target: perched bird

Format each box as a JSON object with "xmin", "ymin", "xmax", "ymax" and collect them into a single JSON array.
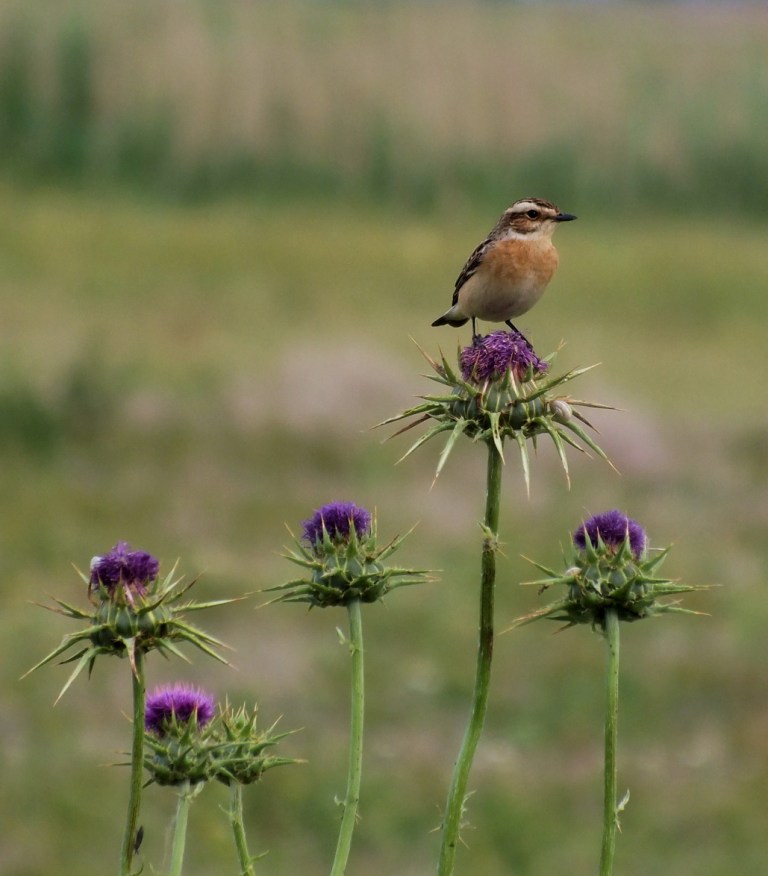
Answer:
[{"xmin": 431, "ymin": 197, "xmax": 576, "ymax": 340}]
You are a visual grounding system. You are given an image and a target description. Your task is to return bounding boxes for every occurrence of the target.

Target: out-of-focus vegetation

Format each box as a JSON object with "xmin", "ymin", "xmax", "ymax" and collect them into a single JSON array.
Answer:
[
  {"xmin": 1, "ymin": 0, "xmax": 768, "ymax": 213},
  {"xmin": 2, "ymin": 2, "xmax": 768, "ymax": 875}
]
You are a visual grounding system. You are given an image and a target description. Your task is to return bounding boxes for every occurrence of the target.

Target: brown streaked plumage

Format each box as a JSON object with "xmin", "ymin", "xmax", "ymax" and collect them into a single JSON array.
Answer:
[{"xmin": 431, "ymin": 197, "xmax": 576, "ymax": 339}]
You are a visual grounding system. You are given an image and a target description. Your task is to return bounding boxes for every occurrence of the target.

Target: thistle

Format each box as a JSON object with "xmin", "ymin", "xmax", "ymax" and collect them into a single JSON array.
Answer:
[
  {"xmin": 142, "ymin": 683, "xmax": 216, "ymax": 876},
  {"xmin": 146, "ymin": 683, "xmax": 217, "ymax": 735},
  {"xmin": 515, "ymin": 509, "xmax": 704, "ymax": 630},
  {"xmin": 143, "ymin": 683, "xmax": 218, "ymax": 786},
  {"xmin": 269, "ymin": 501, "xmax": 429, "ymax": 608},
  {"xmin": 143, "ymin": 685, "xmax": 297, "ymax": 876},
  {"xmin": 213, "ymin": 701, "xmax": 300, "ymax": 876},
  {"xmin": 143, "ymin": 686, "xmax": 296, "ymax": 790},
  {"xmin": 270, "ymin": 502, "xmax": 428, "ymax": 876},
  {"xmin": 25, "ymin": 541, "xmax": 235, "ymax": 699},
  {"xmin": 24, "ymin": 542, "xmax": 238, "ymax": 876},
  {"xmin": 378, "ymin": 334, "xmax": 615, "ymax": 875},
  {"xmin": 515, "ymin": 511, "xmax": 707, "ymax": 876},
  {"xmin": 379, "ymin": 330, "xmax": 614, "ymax": 490},
  {"xmin": 212, "ymin": 701, "xmax": 298, "ymax": 787}
]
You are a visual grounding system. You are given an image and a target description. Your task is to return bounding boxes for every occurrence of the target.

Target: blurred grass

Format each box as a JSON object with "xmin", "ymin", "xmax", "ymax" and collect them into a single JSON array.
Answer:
[
  {"xmin": 2, "ymin": 1, "xmax": 768, "ymax": 873},
  {"xmin": 2, "ymin": 181, "xmax": 768, "ymax": 874},
  {"xmin": 0, "ymin": 1, "xmax": 767, "ymax": 213}
]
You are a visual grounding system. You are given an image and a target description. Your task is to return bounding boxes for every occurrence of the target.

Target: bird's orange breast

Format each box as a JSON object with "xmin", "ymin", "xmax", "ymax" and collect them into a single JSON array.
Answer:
[
  {"xmin": 456, "ymin": 238, "xmax": 560, "ymax": 321},
  {"xmin": 485, "ymin": 238, "xmax": 559, "ymax": 287}
]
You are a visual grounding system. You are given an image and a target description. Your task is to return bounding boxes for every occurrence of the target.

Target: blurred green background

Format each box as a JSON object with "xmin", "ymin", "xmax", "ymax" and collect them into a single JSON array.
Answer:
[{"xmin": 2, "ymin": 2, "xmax": 767, "ymax": 874}]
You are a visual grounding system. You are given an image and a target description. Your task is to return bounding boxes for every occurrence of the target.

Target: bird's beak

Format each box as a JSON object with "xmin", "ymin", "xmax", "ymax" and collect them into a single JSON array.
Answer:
[{"xmin": 555, "ymin": 212, "xmax": 577, "ymax": 222}]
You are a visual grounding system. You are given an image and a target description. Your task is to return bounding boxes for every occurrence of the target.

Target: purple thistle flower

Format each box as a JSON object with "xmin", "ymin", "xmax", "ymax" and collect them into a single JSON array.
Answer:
[
  {"xmin": 145, "ymin": 683, "xmax": 216, "ymax": 737},
  {"xmin": 573, "ymin": 510, "xmax": 648, "ymax": 560},
  {"xmin": 460, "ymin": 330, "xmax": 548, "ymax": 383},
  {"xmin": 302, "ymin": 501, "xmax": 372, "ymax": 547},
  {"xmin": 89, "ymin": 541, "xmax": 159, "ymax": 598}
]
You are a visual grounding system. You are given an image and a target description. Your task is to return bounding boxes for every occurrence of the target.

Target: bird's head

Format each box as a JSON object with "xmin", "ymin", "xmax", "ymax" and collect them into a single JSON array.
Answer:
[{"xmin": 496, "ymin": 198, "xmax": 577, "ymax": 239}]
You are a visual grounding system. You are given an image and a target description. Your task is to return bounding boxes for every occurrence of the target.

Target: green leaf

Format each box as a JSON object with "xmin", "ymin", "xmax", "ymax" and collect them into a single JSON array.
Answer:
[
  {"xmin": 487, "ymin": 412, "xmax": 505, "ymax": 462},
  {"xmin": 538, "ymin": 418, "xmax": 570, "ymax": 488},
  {"xmin": 514, "ymin": 432, "xmax": 531, "ymax": 496},
  {"xmin": 560, "ymin": 419, "xmax": 614, "ymax": 466},
  {"xmin": 396, "ymin": 421, "xmax": 454, "ymax": 464},
  {"xmin": 433, "ymin": 418, "xmax": 469, "ymax": 481},
  {"xmin": 54, "ymin": 647, "xmax": 99, "ymax": 704}
]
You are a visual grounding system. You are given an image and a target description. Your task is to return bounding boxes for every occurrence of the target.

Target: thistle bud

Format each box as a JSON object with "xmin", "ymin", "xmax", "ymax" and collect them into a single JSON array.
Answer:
[
  {"xmin": 143, "ymin": 690, "xmax": 298, "ymax": 788},
  {"xmin": 302, "ymin": 502, "xmax": 372, "ymax": 553},
  {"xmin": 25, "ymin": 543, "xmax": 236, "ymax": 699},
  {"xmin": 145, "ymin": 683, "xmax": 216, "ymax": 737},
  {"xmin": 459, "ymin": 330, "xmax": 548, "ymax": 383},
  {"xmin": 143, "ymin": 684, "xmax": 218, "ymax": 786},
  {"xmin": 269, "ymin": 502, "xmax": 429, "ymax": 608},
  {"xmin": 211, "ymin": 702, "xmax": 299, "ymax": 786},
  {"xmin": 90, "ymin": 542, "xmax": 160, "ymax": 603},
  {"xmin": 379, "ymin": 331, "xmax": 614, "ymax": 491},
  {"xmin": 573, "ymin": 509, "xmax": 648, "ymax": 561},
  {"xmin": 515, "ymin": 510, "xmax": 705, "ymax": 632}
]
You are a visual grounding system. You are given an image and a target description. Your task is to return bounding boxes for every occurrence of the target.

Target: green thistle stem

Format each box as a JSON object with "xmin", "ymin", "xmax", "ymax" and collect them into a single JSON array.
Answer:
[
  {"xmin": 120, "ymin": 646, "xmax": 145, "ymax": 876},
  {"xmin": 438, "ymin": 442, "xmax": 502, "ymax": 875},
  {"xmin": 168, "ymin": 780, "xmax": 201, "ymax": 876},
  {"xmin": 330, "ymin": 598, "xmax": 365, "ymax": 876},
  {"xmin": 230, "ymin": 783, "xmax": 256, "ymax": 876},
  {"xmin": 600, "ymin": 607, "xmax": 620, "ymax": 876}
]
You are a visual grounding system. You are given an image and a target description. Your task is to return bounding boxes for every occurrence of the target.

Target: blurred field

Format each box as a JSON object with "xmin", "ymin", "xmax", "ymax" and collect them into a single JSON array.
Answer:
[
  {"xmin": 2, "ymin": 2, "xmax": 768, "ymax": 876},
  {"xmin": 1, "ymin": 1, "xmax": 768, "ymax": 212}
]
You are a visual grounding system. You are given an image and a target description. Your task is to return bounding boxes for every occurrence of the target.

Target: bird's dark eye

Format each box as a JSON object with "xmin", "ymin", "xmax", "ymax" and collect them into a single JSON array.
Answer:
[{"xmin": 526, "ymin": 209, "xmax": 539, "ymax": 219}]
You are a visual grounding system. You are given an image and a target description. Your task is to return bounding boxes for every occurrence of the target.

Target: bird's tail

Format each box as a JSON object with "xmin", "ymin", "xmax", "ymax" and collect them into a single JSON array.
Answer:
[{"xmin": 431, "ymin": 314, "xmax": 468, "ymax": 328}]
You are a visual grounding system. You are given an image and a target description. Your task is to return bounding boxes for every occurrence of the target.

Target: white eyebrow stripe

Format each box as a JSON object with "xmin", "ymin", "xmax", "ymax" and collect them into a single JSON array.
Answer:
[{"xmin": 510, "ymin": 200, "xmax": 542, "ymax": 213}]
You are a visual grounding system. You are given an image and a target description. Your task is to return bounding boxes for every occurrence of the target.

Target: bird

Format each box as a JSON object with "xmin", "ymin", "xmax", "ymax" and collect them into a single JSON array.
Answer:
[{"xmin": 431, "ymin": 197, "xmax": 577, "ymax": 342}]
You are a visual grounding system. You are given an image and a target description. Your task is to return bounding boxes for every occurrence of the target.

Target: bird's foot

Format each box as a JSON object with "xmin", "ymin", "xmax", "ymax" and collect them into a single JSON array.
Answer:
[{"xmin": 505, "ymin": 321, "xmax": 535, "ymax": 352}]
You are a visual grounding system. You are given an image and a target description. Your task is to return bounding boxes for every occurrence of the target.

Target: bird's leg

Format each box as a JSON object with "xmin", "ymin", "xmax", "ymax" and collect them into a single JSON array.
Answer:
[
  {"xmin": 471, "ymin": 317, "xmax": 481, "ymax": 345},
  {"xmin": 505, "ymin": 320, "xmax": 534, "ymax": 352}
]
